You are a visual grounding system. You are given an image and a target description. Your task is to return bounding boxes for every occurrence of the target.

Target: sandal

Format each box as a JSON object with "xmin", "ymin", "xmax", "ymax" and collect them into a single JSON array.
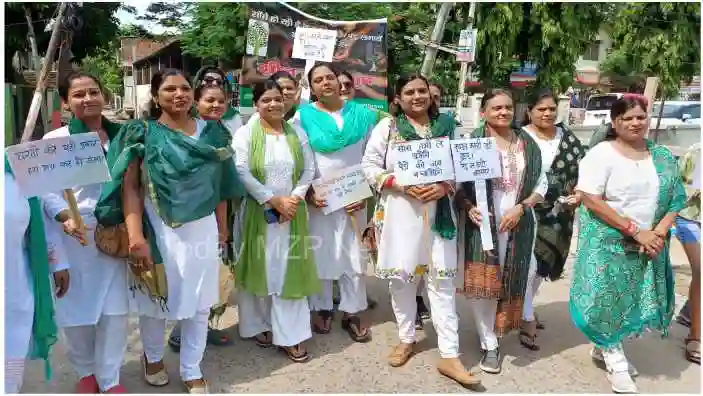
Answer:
[
  {"xmin": 206, "ymin": 328, "xmax": 233, "ymax": 346},
  {"xmin": 685, "ymin": 337, "xmax": 701, "ymax": 364},
  {"xmin": 168, "ymin": 332, "xmax": 181, "ymax": 353},
  {"xmin": 342, "ymin": 315, "xmax": 371, "ymax": 343},
  {"xmin": 280, "ymin": 344, "xmax": 311, "ymax": 363},
  {"xmin": 519, "ymin": 321, "xmax": 540, "ymax": 351},
  {"xmin": 312, "ymin": 310, "xmax": 334, "ymax": 334},
  {"xmin": 183, "ymin": 378, "xmax": 208, "ymax": 394},
  {"xmin": 253, "ymin": 331, "xmax": 273, "ymax": 348}
]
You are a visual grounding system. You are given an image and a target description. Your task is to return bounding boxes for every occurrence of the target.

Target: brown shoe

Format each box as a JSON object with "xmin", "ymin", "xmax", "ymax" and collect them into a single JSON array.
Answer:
[
  {"xmin": 437, "ymin": 357, "xmax": 481, "ymax": 386},
  {"xmin": 388, "ymin": 343, "xmax": 414, "ymax": 367}
]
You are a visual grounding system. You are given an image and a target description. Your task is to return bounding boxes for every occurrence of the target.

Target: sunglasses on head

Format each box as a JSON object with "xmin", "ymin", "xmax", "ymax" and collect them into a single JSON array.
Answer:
[
  {"xmin": 341, "ymin": 81, "xmax": 354, "ymax": 89},
  {"xmin": 203, "ymin": 76, "xmax": 223, "ymax": 86}
]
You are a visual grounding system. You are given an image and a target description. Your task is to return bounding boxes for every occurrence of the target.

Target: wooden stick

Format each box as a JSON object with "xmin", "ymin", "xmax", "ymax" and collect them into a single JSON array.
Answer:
[
  {"xmin": 63, "ymin": 190, "xmax": 87, "ymax": 246},
  {"xmin": 349, "ymin": 212, "xmax": 376, "ymax": 271}
]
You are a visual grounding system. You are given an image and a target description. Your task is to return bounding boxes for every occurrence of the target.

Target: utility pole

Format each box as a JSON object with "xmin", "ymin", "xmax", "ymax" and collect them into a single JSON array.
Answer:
[
  {"xmin": 419, "ymin": 2, "xmax": 454, "ymax": 78},
  {"xmin": 23, "ymin": 5, "xmax": 50, "ymax": 135},
  {"xmin": 455, "ymin": 1, "xmax": 477, "ymax": 115}
]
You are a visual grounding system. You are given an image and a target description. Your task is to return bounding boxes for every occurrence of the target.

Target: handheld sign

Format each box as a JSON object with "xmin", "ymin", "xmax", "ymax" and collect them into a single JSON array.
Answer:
[
  {"xmin": 6, "ymin": 132, "xmax": 111, "ymax": 198},
  {"xmin": 392, "ymin": 137, "xmax": 454, "ymax": 186},
  {"xmin": 312, "ymin": 165, "xmax": 373, "ymax": 215},
  {"xmin": 451, "ymin": 137, "xmax": 502, "ymax": 251},
  {"xmin": 292, "ymin": 27, "xmax": 337, "ymax": 62}
]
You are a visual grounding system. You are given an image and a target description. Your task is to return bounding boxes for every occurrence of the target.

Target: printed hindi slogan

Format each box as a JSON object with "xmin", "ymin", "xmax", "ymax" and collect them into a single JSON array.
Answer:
[
  {"xmin": 450, "ymin": 137, "xmax": 502, "ymax": 183},
  {"xmin": 312, "ymin": 165, "xmax": 373, "ymax": 215},
  {"xmin": 6, "ymin": 132, "xmax": 111, "ymax": 198},
  {"xmin": 392, "ymin": 137, "xmax": 454, "ymax": 186},
  {"xmin": 292, "ymin": 27, "xmax": 337, "ymax": 62}
]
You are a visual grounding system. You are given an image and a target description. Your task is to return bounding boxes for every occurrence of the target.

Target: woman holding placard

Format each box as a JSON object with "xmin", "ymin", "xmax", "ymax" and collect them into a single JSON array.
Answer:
[
  {"xmin": 42, "ymin": 71, "xmax": 131, "ymax": 393},
  {"xmin": 361, "ymin": 74, "xmax": 480, "ymax": 387},
  {"xmin": 458, "ymin": 89, "xmax": 547, "ymax": 375},
  {"xmin": 95, "ymin": 68, "xmax": 244, "ymax": 393},
  {"xmin": 518, "ymin": 90, "xmax": 586, "ymax": 350},
  {"xmin": 5, "ymin": 155, "xmax": 70, "ymax": 393},
  {"xmin": 570, "ymin": 95, "xmax": 685, "ymax": 393},
  {"xmin": 295, "ymin": 63, "xmax": 379, "ymax": 342},
  {"xmin": 232, "ymin": 80, "xmax": 318, "ymax": 363}
]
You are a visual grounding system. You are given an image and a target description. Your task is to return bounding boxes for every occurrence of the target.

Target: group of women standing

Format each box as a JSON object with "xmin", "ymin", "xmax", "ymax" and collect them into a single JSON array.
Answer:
[{"xmin": 4, "ymin": 60, "xmax": 693, "ymax": 395}]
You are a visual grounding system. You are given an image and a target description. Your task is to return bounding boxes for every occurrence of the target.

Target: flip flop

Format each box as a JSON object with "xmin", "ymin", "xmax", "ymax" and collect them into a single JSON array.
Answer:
[
  {"xmin": 253, "ymin": 331, "xmax": 273, "ymax": 348},
  {"xmin": 279, "ymin": 345, "xmax": 311, "ymax": 363},
  {"xmin": 312, "ymin": 310, "xmax": 334, "ymax": 334},
  {"xmin": 206, "ymin": 328, "xmax": 233, "ymax": 346},
  {"xmin": 342, "ymin": 315, "xmax": 371, "ymax": 343}
]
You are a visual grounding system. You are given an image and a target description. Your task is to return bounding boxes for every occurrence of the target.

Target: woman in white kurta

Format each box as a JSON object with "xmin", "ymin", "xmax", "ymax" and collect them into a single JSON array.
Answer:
[
  {"xmin": 362, "ymin": 74, "xmax": 479, "ymax": 387},
  {"xmin": 233, "ymin": 80, "xmax": 317, "ymax": 363},
  {"xmin": 5, "ymin": 165, "xmax": 69, "ymax": 393},
  {"xmin": 42, "ymin": 72, "xmax": 130, "ymax": 394},
  {"xmin": 103, "ymin": 68, "xmax": 244, "ymax": 393},
  {"xmin": 296, "ymin": 63, "xmax": 379, "ymax": 341}
]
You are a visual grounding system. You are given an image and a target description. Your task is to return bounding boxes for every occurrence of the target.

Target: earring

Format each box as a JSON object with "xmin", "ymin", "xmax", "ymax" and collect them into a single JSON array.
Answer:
[{"xmin": 154, "ymin": 100, "xmax": 160, "ymax": 109}]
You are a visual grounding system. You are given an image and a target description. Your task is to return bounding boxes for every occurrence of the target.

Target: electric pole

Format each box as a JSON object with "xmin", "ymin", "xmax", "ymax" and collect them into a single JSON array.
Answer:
[
  {"xmin": 456, "ymin": 1, "xmax": 476, "ymax": 114},
  {"xmin": 419, "ymin": 2, "xmax": 455, "ymax": 78}
]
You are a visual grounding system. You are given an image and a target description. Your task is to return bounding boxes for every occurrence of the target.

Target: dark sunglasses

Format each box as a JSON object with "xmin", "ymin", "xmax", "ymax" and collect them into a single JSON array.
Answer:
[
  {"xmin": 203, "ymin": 76, "xmax": 223, "ymax": 86},
  {"xmin": 341, "ymin": 81, "xmax": 354, "ymax": 89}
]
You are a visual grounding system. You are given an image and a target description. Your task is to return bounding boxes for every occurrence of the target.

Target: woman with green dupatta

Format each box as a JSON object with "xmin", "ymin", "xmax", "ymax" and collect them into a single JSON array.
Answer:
[
  {"xmin": 518, "ymin": 90, "xmax": 586, "ymax": 351},
  {"xmin": 233, "ymin": 80, "xmax": 318, "ymax": 363},
  {"xmin": 192, "ymin": 66, "xmax": 243, "ymax": 135},
  {"xmin": 457, "ymin": 89, "xmax": 547, "ymax": 375},
  {"xmin": 571, "ymin": 95, "xmax": 685, "ymax": 394},
  {"xmin": 362, "ymin": 74, "xmax": 480, "ymax": 387},
  {"xmin": 5, "ymin": 155, "xmax": 70, "ymax": 393},
  {"xmin": 42, "ymin": 71, "xmax": 131, "ymax": 393},
  {"xmin": 96, "ymin": 68, "xmax": 244, "ymax": 393}
]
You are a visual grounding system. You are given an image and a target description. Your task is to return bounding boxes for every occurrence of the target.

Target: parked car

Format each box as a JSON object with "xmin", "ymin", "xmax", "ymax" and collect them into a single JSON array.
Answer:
[
  {"xmin": 582, "ymin": 93, "xmax": 624, "ymax": 126},
  {"xmin": 650, "ymin": 101, "xmax": 701, "ymax": 128}
]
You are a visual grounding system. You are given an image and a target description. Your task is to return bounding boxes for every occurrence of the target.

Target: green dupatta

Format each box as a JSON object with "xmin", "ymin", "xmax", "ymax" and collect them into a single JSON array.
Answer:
[
  {"xmin": 532, "ymin": 123, "xmax": 586, "ymax": 280},
  {"xmin": 395, "ymin": 113, "xmax": 457, "ymax": 239},
  {"xmin": 458, "ymin": 124, "xmax": 542, "ymax": 336},
  {"xmin": 569, "ymin": 141, "xmax": 686, "ymax": 348},
  {"xmin": 95, "ymin": 119, "xmax": 244, "ymax": 306},
  {"xmin": 298, "ymin": 100, "xmax": 378, "ymax": 153},
  {"xmin": 5, "ymin": 155, "xmax": 57, "ymax": 381},
  {"xmin": 234, "ymin": 119, "xmax": 320, "ymax": 298}
]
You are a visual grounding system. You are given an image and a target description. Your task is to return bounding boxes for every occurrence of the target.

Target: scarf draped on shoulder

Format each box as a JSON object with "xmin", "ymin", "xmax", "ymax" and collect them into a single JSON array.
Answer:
[
  {"xmin": 5, "ymin": 154, "xmax": 57, "ymax": 381},
  {"xmin": 234, "ymin": 119, "xmax": 320, "ymax": 298},
  {"xmin": 298, "ymin": 100, "xmax": 378, "ymax": 153}
]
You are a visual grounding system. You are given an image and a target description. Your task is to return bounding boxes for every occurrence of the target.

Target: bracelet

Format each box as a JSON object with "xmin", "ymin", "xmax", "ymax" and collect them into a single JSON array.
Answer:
[{"xmin": 383, "ymin": 175, "xmax": 396, "ymax": 190}]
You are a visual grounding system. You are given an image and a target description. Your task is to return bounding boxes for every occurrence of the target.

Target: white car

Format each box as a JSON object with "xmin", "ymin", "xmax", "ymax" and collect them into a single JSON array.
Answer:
[
  {"xmin": 582, "ymin": 93, "xmax": 623, "ymax": 127},
  {"xmin": 650, "ymin": 101, "xmax": 701, "ymax": 128}
]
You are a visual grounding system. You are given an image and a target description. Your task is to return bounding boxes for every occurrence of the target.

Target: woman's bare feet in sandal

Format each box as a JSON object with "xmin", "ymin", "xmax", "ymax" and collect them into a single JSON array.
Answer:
[
  {"xmin": 312, "ymin": 310, "xmax": 333, "ymax": 334},
  {"xmin": 142, "ymin": 355, "xmax": 169, "ymax": 387},
  {"xmin": 519, "ymin": 320, "xmax": 540, "ymax": 351},
  {"xmin": 686, "ymin": 337, "xmax": 700, "ymax": 364},
  {"xmin": 253, "ymin": 331, "xmax": 273, "ymax": 348},
  {"xmin": 281, "ymin": 344, "xmax": 311, "ymax": 363},
  {"xmin": 183, "ymin": 378, "xmax": 208, "ymax": 394}
]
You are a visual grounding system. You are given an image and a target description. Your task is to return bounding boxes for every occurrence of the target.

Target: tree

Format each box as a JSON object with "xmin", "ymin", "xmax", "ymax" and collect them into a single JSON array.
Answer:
[
  {"xmin": 601, "ymin": 3, "xmax": 701, "ymax": 99},
  {"xmin": 180, "ymin": 3, "xmax": 248, "ymax": 66},
  {"xmin": 138, "ymin": 2, "xmax": 191, "ymax": 31},
  {"xmin": 81, "ymin": 42, "xmax": 123, "ymax": 98}
]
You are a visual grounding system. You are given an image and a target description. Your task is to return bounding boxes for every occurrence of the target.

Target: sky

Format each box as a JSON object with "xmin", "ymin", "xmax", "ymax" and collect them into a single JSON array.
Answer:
[{"xmin": 115, "ymin": 0, "xmax": 172, "ymax": 35}]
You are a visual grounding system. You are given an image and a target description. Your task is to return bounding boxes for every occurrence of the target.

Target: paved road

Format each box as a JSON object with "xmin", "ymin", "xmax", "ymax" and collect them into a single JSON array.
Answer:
[{"xmin": 22, "ymin": 239, "xmax": 699, "ymax": 394}]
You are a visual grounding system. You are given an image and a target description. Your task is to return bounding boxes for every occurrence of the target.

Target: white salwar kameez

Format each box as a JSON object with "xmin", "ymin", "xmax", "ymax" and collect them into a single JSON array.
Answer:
[
  {"xmin": 132, "ymin": 120, "xmax": 219, "ymax": 382},
  {"xmin": 4, "ymin": 174, "xmax": 68, "ymax": 393},
  {"xmin": 295, "ymin": 109, "xmax": 369, "ymax": 315},
  {"xmin": 361, "ymin": 117, "xmax": 460, "ymax": 358},
  {"xmin": 41, "ymin": 127, "xmax": 130, "ymax": 391},
  {"xmin": 232, "ymin": 121, "xmax": 316, "ymax": 347},
  {"xmin": 468, "ymin": 142, "xmax": 547, "ymax": 352}
]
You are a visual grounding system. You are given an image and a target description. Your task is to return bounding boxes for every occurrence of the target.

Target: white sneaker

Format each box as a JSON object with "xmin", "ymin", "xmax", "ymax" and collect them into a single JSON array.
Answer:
[
  {"xmin": 590, "ymin": 347, "xmax": 639, "ymax": 377},
  {"xmin": 607, "ymin": 371, "xmax": 638, "ymax": 394}
]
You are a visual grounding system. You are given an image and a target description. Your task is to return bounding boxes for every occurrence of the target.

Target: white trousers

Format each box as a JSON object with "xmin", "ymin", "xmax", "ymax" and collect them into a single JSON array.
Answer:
[
  {"xmin": 522, "ymin": 254, "xmax": 543, "ymax": 321},
  {"xmin": 4, "ymin": 310, "xmax": 33, "ymax": 393},
  {"xmin": 597, "ymin": 343, "xmax": 630, "ymax": 373},
  {"xmin": 139, "ymin": 310, "xmax": 209, "ymax": 382},
  {"xmin": 309, "ymin": 275, "xmax": 367, "ymax": 314},
  {"xmin": 389, "ymin": 277, "xmax": 459, "ymax": 358},
  {"xmin": 238, "ymin": 290, "xmax": 311, "ymax": 347},
  {"xmin": 63, "ymin": 314, "xmax": 129, "ymax": 391}
]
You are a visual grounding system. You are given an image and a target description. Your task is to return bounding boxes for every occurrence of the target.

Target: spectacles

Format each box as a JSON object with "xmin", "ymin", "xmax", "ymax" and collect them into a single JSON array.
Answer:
[
  {"xmin": 341, "ymin": 82, "xmax": 354, "ymax": 89},
  {"xmin": 203, "ymin": 76, "xmax": 223, "ymax": 86}
]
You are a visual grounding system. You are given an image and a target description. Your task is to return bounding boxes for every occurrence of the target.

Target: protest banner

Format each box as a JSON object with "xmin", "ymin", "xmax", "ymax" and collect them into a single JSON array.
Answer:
[
  {"xmin": 392, "ymin": 137, "xmax": 454, "ymax": 186},
  {"xmin": 312, "ymin": 165, "xmax": 373, "ymax": 215},
  {"xmin": 6, "ymin": 132, "xmax": 110, "ymax": 198},
  {"xmin": 241, "ymin": 2, "xmax": 388, "ymax": 111},
  {"xmin": 450, "ymin": 137, "xmax": 501, "ymax": 183}
]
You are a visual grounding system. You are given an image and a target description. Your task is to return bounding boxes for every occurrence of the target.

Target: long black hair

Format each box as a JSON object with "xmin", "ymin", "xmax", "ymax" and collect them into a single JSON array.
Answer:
[
  {"xmin": 148, "ymin": 68, "xmax": 191, "ymax": 119},
  {"xmin": 604, "ymin": 94, "xmax": 649, "ymax": 140},
  {"xmin": 389, "ymin": 73, "xmax": 439, "ymax": 119},
  {"xmin": 521, "ymin": 89, "xmax": 556, "ymax": 126}
]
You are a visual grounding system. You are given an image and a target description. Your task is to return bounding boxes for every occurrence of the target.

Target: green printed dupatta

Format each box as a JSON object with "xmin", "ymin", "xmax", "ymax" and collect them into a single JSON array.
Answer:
[
  {"xmin": 458, "ymin": 125, "xmax": 543, "ymax": 336},
  {"xmin": 95, "ymin": 119, "xmax": 244, "ymax": 307},
  {"xmin": 235, "ymin": 119, "xmax": 320, "ymax": 299},
  {"xmin": 532, "ymin": 123, "xmax": 586, "ymax": 281},
  {"xmin": 569, "ymin": 141, "xmax": 686, "ymax": 348},
  {"xmin": 298, "ymin": 100, "xmax": 378, "ymax": 154},
  {"xmin": 4, "ymin": 155, "xmax": 58, "ymax": 381}
]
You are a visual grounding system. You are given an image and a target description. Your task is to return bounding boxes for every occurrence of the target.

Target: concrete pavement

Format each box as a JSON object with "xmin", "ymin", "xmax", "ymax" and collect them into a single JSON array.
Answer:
[{"xmin": 21, "ymin": 239, "xmax": 700, "ymax": 394}]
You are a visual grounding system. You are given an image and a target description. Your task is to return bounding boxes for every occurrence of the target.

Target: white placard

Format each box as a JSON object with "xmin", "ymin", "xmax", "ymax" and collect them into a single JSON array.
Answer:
[
  {"xmin": 692, "ymin": 153, "xmax": 701, "ymax": 190},
  {"xmin": 312, "ymin": 165, "xmax": 373, "ymax": 215},
  {"xmin": 392, "ymin": 137, "xmax": 455, "ymax": 186},
  {"xmin": 6, "ymin": 133, "xmax": 111, "ymax": 198},
  {"xmin": 450, "ymin": 137, "xmax": 502, "ymax": 183},
  {"xmin": 456, "ymin": 28, "xmax": 477, "ymax": 62},
  {"xmin": 474, "ymin": 181, "xmax": 494, "ymax": 251},
  {"xmin": 292, "ymin": 27, "xmax": 337, "ymax": 62}
]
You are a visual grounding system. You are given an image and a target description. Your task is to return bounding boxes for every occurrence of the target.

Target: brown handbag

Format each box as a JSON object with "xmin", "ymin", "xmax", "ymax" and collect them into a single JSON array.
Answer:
[{"xmin": 94, "ymin": 223, "xmax": 130, "ymax": 258}]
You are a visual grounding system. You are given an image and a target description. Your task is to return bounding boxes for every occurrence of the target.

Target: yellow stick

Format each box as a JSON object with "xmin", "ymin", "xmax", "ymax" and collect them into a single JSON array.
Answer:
[{"xmin": 63, "ymin": 188, "xmax": 87, "ymax": 246}]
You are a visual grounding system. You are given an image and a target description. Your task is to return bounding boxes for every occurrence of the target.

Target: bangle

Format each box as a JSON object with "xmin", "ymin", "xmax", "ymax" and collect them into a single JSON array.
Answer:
[{"xmin": 383, "ymin": 175, "xmax": 396, "ymax": 190}]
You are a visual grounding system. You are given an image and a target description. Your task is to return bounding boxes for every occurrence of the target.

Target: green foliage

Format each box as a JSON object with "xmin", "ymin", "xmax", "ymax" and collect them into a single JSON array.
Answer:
[
  {"xmin": 601, "ymin": 3, "xmax": 701, "ymax": 98},
  {"xmin": 81, "ymin": 43, "xmax": 123, "ymax": 97},
  {"xmin": 180, "ymin": 3, "xmax": 248, "ymax": 66},
  {"xmin": 138, "ymin": 2, "xmax": 191, "ymax": 30}
]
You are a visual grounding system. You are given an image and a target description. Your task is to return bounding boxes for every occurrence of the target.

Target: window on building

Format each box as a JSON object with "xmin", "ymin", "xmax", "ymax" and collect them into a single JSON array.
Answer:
[
  {"xmin": 583, "ymin": 40, "xmax": 601, "ymax": 61},
  {"xmin": 125, "ymin": 66, "xmax": 133, "ymax": 77}
]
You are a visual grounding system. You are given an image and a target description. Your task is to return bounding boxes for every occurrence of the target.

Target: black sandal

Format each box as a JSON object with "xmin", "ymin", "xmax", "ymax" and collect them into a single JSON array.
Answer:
[
  {"xmin": 312, "ymin": 310, "xmax": 334, "ymax": 334},
  {"xmin": 280, "ymin": 344, "xmax": 311, "ymax": 363},
  {"xmin": 253, "ymin": 331, "xmax": 273, "ymax": 348},
  {"xmin": 342, "ymin": 315, "xmax": 371, "ymax": 343},
  {"xmin": 519, "ymin": 330, "xmax": 540, "ymax": 351}
]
